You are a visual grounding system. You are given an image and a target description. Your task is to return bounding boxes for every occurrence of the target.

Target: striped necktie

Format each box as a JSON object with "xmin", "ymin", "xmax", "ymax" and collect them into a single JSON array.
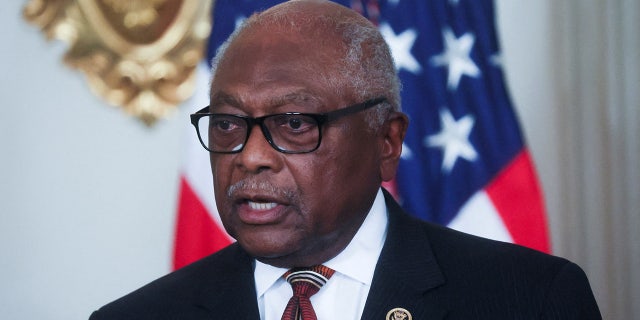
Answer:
[{"xmin": 281, "ymin": 265, "xmax": 335, "ymax": 320}]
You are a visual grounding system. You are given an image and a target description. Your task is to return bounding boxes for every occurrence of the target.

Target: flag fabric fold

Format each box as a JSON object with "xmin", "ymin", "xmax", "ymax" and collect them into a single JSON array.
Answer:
[{"xmin": 173, "ymin": 0, "xmax": 550, "ymax": 270}]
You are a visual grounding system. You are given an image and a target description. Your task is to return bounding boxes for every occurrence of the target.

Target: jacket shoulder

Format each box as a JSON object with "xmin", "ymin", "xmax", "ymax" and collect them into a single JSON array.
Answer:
[
  {"xmin": 89, "ymin": 244, "xmax": 252, "ymax": 319},
  {"xmin": 418, "ymin": 221, "xmax": 601, "ymax": 318}
]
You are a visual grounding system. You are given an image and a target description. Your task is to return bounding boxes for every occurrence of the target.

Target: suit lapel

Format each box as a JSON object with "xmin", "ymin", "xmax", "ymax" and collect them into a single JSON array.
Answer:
[
  {"xmin": 360, "ymin": 191, "xmax": 448, "ymax": 319},
  {"xmin": 194, "ymin": 245, "xmax": 261, "ymax": 319}
]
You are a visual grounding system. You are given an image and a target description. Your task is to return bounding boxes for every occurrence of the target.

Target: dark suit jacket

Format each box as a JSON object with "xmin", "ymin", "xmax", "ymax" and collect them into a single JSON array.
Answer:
[{"xmin": 90, "ymin": 192, "xmax": 601, "ymax": 319}]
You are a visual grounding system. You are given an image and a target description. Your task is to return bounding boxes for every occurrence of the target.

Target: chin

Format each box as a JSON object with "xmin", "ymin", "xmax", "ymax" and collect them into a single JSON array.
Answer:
[{"xmin": 238, "ymin": 236, "xmax": 295, "ymax": 259}]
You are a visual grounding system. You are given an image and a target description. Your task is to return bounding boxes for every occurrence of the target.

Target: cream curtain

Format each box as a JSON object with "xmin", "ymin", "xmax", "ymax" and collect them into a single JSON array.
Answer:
[{"xmin": 550, "ymin": 0, "xmax": 640, "ymax": 318}]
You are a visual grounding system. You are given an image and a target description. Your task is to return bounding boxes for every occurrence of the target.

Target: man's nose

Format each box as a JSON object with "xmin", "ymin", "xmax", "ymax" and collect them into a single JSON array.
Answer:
[{"xmin": 235, "ymin": 125, "xmax": 282, "ymax": 173}]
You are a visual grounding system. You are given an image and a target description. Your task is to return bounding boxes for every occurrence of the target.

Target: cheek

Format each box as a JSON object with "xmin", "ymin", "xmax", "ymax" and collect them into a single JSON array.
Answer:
[
  {"xmin": 211, "ymin": 157, "xmax": 234, "ymax": 208},
  {"xmin": 282, "ymin": 157, "xmax": 332, "ymax": 219},
  {"xmin": 314, "ymin": 132, "xmax": 381, "ymax": 198},
  {"xmin": 326, "ymin": 140, "xmax": 377, "ymax": 182},
  {"xmin": 289, "ymin": 153, "xmax": 348, "ymax": 221}
]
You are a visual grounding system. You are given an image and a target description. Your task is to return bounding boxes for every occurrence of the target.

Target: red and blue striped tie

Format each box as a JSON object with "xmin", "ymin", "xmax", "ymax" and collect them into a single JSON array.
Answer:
[{"xmin": 281, "ymin": 265, "xmax": 335, "ymax": 320}]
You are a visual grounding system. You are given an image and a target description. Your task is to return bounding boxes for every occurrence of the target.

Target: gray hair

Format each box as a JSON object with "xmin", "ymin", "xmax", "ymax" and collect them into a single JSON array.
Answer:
[{"xmin": 210, "ymin": 1, "xmax": 401, "ymax": 130}]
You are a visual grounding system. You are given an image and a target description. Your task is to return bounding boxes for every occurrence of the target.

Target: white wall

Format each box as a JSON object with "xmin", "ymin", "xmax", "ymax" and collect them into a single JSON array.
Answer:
[
  {"xmin": 0, "ymin": 1, "xmax": 627, "ymax": 319},
  {"xmin": 495, "ymin": 1, "xmax": 564, "ymax": 247},
  {"xmin": 1, "ymin": 2, "xmax": 191, "ymax": 318}
]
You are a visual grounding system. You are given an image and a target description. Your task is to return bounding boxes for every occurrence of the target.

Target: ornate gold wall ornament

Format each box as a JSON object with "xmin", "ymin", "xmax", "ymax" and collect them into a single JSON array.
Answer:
[{"xmin": 23, "ymin": 0, "xmax": 213, "ymax": 126}]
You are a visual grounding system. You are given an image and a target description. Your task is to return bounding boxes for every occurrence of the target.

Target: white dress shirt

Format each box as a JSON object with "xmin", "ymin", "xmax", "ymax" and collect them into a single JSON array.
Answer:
[{"xmin": 254, "ymin": 189, "xmax": 389, "ymax": 320}]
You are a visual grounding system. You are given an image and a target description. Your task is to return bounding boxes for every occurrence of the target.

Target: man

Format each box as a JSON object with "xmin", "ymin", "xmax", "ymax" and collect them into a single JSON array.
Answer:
[{"xmin": 90, "ymin": 0, "xmax": 601, "ymax": 319}]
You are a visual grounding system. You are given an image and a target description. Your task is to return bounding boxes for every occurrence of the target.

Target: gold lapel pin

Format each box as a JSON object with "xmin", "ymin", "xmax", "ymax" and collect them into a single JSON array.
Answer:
[{"xmin": 386, "ymin": 307, "xmax": 412, "ymax": 320}]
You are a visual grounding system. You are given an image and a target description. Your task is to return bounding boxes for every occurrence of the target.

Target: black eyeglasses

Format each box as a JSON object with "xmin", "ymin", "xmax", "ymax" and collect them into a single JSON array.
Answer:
[{"xmin": 190, "ymin": 97, "xmax": 387, "ymax": 154}]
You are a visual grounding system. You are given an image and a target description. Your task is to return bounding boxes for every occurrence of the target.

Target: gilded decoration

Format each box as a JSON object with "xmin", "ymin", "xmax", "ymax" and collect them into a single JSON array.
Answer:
[{"xmin": 23, "ymin": 0, "xmax": 213, "ymax": 126}]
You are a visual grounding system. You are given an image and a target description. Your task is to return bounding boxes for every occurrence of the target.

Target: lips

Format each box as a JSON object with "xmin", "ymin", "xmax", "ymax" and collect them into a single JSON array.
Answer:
[
  {"xmin": 231, "ymin": 189, "xmax": 291, "ymax": 224},
  {"xmin": 226, "ymin": 180, "xmax": 295, "ymax": 224},
  {"xmin": 236, "ymin": 198, "xmax": 288, "ymax": 225}
]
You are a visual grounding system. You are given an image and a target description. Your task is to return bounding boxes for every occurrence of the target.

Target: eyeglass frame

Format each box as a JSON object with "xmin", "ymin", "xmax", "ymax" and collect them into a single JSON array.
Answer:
[{"xmin": 190, "ymin": 96, "xmax": 388, "ymax": 154}]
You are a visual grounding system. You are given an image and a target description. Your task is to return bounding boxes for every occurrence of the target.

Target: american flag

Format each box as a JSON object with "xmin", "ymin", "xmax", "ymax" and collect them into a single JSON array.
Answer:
[{"xmin": 173, "ymin": 0, "xmax": 550, "ymax": 270}]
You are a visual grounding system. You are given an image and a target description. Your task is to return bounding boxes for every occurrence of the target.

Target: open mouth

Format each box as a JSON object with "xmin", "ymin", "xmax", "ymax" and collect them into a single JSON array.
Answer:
[
  {"xmin": 228, "ymin": 183, "xmax": 294, "ymax": 223},
  {"xmin": 235, "ymin": 198, "xmax": 289, "ymax": 225}
]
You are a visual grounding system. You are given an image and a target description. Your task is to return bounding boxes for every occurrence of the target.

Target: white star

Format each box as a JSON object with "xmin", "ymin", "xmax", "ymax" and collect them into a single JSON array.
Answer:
[
  {"xmin": 425, "ymin": 108, "xmax": 478, "ymax": 173},
  {"xmin": 388, "ymin": 0, "xmax": 400, "ymax": 5},
  {"xmin": 449, "ymin": 0, "xmax": 460, "ymax": 5},
  {"xmin": 379, "ymin": 23, "xmax": 422, "ymax": 74},
  {"xmin": 430, "ymin": 28, "xmax": 480, "ymax": 90}
]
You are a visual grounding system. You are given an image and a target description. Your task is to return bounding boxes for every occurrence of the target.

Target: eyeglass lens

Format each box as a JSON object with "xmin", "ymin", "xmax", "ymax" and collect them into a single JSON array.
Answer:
[{"xmin": 196, "ymin": 113, "xmax": 321, "ymax": 153}]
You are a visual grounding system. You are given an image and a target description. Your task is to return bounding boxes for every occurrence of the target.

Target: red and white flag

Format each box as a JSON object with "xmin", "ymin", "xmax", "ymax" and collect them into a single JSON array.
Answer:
[{"xmin": 173, "ymin": 64, "xmax": 233, "ymax": 270}]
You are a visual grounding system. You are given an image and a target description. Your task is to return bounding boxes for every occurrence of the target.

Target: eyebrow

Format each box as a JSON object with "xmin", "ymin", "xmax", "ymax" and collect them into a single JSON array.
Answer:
[
  {"xmin": 209, "ymin": 90, "xmax": 323, "ymax": 112},
  {"xmin": 270, "ymin": 91, "xmax": 322, "ymax": 109},
  {"xmin": 209, "ymin": 92, "xmax": 242, "ymax": 109}
]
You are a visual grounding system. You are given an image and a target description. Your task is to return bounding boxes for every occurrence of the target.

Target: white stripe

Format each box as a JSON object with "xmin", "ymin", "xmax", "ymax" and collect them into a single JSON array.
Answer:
[
  {"xmin": 447, "ymin": 190, "xmax": 514, "ymax": 243},
  {"xmin": 287, "ymin": 272, "xmax": 328, "ymax": 287}
]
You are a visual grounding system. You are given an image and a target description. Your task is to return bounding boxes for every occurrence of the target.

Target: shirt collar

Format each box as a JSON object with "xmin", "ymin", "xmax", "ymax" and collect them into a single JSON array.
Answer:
[{"xmin": 254, "ymin": 188, "xmax": 388, "ymax": 297}]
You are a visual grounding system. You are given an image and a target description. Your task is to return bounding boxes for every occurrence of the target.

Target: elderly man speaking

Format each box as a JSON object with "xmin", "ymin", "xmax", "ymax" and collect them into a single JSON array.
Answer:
[{"xmin": 90, "ymin": 1, "xmax": 600, "ymax": 319}]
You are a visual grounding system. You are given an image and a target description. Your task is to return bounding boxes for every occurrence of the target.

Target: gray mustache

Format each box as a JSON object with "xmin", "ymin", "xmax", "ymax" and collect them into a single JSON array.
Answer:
[{"xmin": 226, "ymin": 180, "xmax": 297, "ymax": 202}]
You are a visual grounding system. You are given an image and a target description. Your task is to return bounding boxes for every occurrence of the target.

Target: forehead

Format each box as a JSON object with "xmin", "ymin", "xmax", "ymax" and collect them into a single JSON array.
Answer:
[
  {"xmin": 222, "ymin": 24, "xmax": 345, "ymax": 78},
  {"xmin": 210, "ymin": 24, "xmax": 351, "ymax": 110}
]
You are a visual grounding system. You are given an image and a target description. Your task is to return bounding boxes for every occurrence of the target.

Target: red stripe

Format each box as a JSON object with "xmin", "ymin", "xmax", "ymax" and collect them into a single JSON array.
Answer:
[
  {"xmin": 172, "ymin": 176, "xmax": 232, "ymax": 270},
  {"xmin": 485, "ymin": 150, "xmax": 551, "ymax": 253}
]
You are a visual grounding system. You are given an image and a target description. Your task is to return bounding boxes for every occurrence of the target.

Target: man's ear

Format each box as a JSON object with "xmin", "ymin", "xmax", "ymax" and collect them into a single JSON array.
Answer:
[{"xmin": 379, "ymin": 112, "xmax": 409, "ymax": 182}]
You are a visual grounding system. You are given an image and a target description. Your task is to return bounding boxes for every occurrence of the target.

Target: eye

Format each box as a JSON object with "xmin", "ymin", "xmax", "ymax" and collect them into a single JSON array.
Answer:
[
  {"xmin": 288, "ymin": 117, "xmax": 302, "ymax": 129},
  {"xmin": 210, "ymin": 116, "xmax": 244, "ymax": 133},
  {"xmin": 213, "ymin": 120, "xmax": 232, "ymax": 130},
  {"xmin": 273, "ymin": 114, "xmax": 317, "ymax": 132}
]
